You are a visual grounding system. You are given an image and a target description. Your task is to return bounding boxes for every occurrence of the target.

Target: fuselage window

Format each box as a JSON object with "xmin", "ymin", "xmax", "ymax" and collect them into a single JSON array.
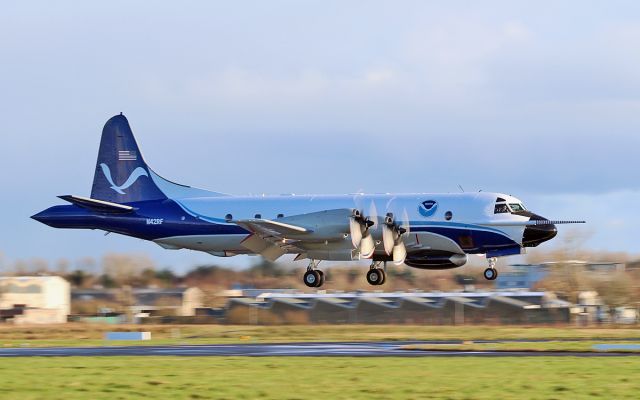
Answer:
[
  {"xmin": 254, "ymin": 213, "xmax": 262, "ymax": 219},
  {"xmin": 277, "ymin": 213, "xmax": 284, "ymax": 218},
  {"xmin": 494, "ymin": 204, "xmax": 509, "ymax": 214},
  {"xmin": 225, "ymin": 214, "xmax": 233, "ymax": 222},
  {"xmin": 444, "ymin": 211, "xmax": 453, "ymax": 221}
]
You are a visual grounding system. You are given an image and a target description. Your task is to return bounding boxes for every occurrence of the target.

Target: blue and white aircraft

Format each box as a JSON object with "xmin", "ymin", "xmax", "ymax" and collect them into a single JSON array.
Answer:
[{"xmin": 32, "ymin": 114, "xmax": 584, "ymax": 287}]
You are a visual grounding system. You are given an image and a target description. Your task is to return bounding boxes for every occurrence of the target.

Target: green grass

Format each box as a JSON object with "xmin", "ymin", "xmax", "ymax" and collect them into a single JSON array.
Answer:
[
  {"xmin": 1, "ymin": 324, "xmax": 640, "ymax": 348},
  {"xmin": 0, "ymin": 356, "xmax": 638, "ymax": 399}
]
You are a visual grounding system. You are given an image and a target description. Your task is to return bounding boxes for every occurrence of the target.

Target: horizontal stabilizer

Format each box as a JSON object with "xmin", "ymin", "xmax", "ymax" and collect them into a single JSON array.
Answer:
[{"xmin": 58, "ymin": 195, "xmax": 134, "ymax": 213}]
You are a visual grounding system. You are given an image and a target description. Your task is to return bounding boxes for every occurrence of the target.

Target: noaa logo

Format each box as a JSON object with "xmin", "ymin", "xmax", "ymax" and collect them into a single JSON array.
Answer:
[
  {"xmin": 100, "ymin": 163, "xmax": 149, "ymax": 194},
  {"xmin": 418, "ymin": 200, "xmax": 438, "ymax": 217}
]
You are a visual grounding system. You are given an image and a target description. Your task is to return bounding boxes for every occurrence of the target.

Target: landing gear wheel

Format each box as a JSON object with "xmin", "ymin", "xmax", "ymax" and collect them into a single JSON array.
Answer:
[
  {"xmin": 366, "ymin": 268, "xmax": 385, "ymax": 286},
  {"xmin": 378, "ymin": 268, "xmax": 386, "ymax": 285},
  {"xmin": 483, "ymin": 268, "xmax": 498, "ymax": 281},
  {"xmin": 304, "ymin": 270, "xmax": 321, "ymax": 287},
  {"xmin": 317, "ymin": 270, "xmax": 325, "ymax": 287}
]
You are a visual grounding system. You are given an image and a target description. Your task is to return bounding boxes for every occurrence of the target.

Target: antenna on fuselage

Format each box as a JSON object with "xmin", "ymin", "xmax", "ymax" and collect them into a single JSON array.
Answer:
[{"xmin": 457, "ymin": 184, "xmax": 465, "ymax": 193}]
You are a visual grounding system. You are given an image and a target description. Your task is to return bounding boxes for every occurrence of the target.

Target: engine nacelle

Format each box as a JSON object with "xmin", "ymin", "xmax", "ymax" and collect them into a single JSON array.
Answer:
[
  {"xmin": 279, "ymin": 209, "xmax": 352, "ymax": 241},
  {"xmin": 404, "ymin": 253, "xmax": 467, "ymax": 270}
]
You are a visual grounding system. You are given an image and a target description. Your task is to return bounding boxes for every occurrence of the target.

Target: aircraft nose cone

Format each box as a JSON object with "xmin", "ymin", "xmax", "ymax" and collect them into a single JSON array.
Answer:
[
  {"xmin": 523, "ymin": 214, "xmax": 557, "ymax": 247},
  {"xmin": 31, "ymin": 210, "xmax": 49, "ymax": 223}
]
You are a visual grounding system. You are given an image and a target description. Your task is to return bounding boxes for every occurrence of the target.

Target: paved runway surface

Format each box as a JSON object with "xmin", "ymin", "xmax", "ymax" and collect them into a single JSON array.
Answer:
[{"xmin": 0, "ymin": 341, "xmax": 639, "ymax": 357}]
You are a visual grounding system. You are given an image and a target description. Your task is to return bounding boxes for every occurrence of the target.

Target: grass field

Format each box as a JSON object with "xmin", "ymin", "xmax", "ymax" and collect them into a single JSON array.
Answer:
[
  {"xmin": 0, "ymin": 356, "xmax": 638, "ymax": 399},
  {"xmin": 1, "ymin": 324, "xmax": 640, "ymax": 348}
]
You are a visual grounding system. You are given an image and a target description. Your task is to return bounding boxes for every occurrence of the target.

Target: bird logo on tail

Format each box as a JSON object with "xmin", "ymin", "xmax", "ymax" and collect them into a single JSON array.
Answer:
[{"xmin": 99, "ymin": 163, "xmax": 149, "ymax": 194}]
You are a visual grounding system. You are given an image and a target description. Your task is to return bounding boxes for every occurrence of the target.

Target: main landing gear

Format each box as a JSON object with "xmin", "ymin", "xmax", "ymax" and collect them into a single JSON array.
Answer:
[
  {"xmin": 303, "ymin": 260, "xmax": 325, "ymax": 288},
  {"xmin": 483, "ymin": 257, "xmax": 498, "ymax": 281},
  {"xmin": 303, "ymin": 260, "xmax": 387, "ymax": 287},
  {"xmin": 366, "ymin": 262, "xmax": 386, "ymax": 286}
]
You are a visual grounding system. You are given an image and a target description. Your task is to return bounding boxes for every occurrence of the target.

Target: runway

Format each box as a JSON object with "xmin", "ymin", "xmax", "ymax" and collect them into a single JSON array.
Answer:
[{"xmin": 0, "ymin": 341, "xmax": 638, "ymax": 357}]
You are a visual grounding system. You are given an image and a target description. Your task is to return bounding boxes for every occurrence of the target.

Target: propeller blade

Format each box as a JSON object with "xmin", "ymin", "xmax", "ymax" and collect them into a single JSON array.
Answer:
[
  {"xmin": 392, "ymin": 242, "xmax": 407, "ymax": 265},
  {"xmin": 369, "ymin": 201, "xmax": 379, "ymax": 231},
  {"xmin": 401, "ymin": 209, "xmax": 411, "ymax": 235},
  {"xmin": 349, "ymin": 217, "xmax": 363, "ymax": 248},
  {"xmin": 382, "ymin": 224, "xmax": 395, "ymax": 255},
  {"xmin": 360, "ymin": 232, "xmax": 375, "ymax": 258}
]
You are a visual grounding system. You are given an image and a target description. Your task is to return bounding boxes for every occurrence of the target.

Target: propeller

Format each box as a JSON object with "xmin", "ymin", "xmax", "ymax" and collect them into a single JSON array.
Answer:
[
  {"xmin": 349, "ymin": 208, "xmax": 376, "ymax": 258},
  {"xmin": 382, "ymin": 210, "xmax": 411, "ymax": 265},
  {"xmin": 360, "ymin": 231, "xmax": 376, "ymax": 258},
  {"xmin": 349, "ymin": 215, "xmax": 363, "ymax": 248}
]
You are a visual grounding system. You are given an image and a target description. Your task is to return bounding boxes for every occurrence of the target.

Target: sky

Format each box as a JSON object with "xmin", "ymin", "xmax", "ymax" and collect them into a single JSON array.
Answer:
[{"xmin": 1, "ymin": 1, "xmax": 639, "ymax": 272}]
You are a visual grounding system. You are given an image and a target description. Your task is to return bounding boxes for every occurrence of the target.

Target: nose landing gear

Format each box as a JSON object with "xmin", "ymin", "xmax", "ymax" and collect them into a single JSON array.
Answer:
[
  {"xmin": 366, "ymin": 262, "xmax": 386, "ymax": 286},
  {"xmin": 303, "ymin": 260, "xmax": 325, "ymax": 288},
  {"xmin": 483, "ymin": 257, "xmax": 498, "ymax": 281}
]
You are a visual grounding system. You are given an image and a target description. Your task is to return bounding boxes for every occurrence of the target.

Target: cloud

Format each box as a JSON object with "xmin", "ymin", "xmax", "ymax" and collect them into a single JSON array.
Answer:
[{"xmin": 2, "ymin": 1, "xmax": 640, "ymax": 265}]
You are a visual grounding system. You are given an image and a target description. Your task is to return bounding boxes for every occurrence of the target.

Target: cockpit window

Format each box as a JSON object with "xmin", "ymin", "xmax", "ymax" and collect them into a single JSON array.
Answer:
[
  {"xmin": 494, "ymin": 204, "xmax": 509, "ymax": 214},
  {"xmin": 509, "ymin": 203, "xmax": 526, "ymax": 212}
]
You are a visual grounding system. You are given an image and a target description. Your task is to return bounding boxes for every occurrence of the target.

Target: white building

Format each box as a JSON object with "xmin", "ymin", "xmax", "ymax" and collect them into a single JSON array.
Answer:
[{"xmin": 0, "ymin": 276, "xmax": 70, "ymax": 324}]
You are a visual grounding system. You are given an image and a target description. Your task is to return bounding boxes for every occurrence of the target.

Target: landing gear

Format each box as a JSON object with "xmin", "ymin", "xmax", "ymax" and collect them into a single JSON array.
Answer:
[
  {"xmin": 303, "ymin": 260, "xmax": 325, "ymax": 288},
  {"xmin": 483, "ymin": 257, "xmax": 498, "ymax": 281},
  {"xmin": 304, "ymin": 270, "xmax": 321, "ymax": 287},
  {"xmin": 483, "ymin": 267, "xmax": 498, "ymax": 280},
  {"xmin": 366, "ymin": 262, "xmax": 386, "ymax": 286},
  {"xmin": 316, "ymin": 270, "xmax": 325, "ymax": 286}
]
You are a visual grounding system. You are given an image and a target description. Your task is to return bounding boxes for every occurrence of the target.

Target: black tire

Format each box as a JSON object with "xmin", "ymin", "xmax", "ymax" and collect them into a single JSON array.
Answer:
[
  {"xmin": 377, "ymin": 268, "xmax": 386, "ymax": 285},
  {"xmin": 304, "ymin": 270, "xmax": 320, "ymax": 287},
  {"xmin": 483, "ymin": 268, "xmax": 498, "ymax": 281},
  {"xmin": 316, "ymin": 270, "xmax": 325, "ymax": 287},
  {"xmin": 366, "ymin": 268, "xmax": 382, "ymax": 285}
]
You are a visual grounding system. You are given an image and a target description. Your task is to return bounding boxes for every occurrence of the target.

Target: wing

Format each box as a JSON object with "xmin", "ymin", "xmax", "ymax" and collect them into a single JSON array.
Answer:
[{"xmin": 235, "ymin": 219, "xmax": 312, "ymax": 262}]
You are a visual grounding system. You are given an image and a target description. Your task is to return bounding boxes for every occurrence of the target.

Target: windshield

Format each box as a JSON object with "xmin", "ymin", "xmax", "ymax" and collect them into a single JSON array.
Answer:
[{"xmin": 509, "ymin": 203, "xmax": 526, "ymax": 212}]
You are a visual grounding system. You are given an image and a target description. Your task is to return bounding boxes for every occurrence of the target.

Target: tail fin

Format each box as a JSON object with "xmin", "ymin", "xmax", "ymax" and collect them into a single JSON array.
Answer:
[
  {"xmin": 90, "ymin": 114, "xmax": 227, "ymax": 203},
  {"xmin": 91, "ymin": 114, "xmax": 167, "ymax": 203}
]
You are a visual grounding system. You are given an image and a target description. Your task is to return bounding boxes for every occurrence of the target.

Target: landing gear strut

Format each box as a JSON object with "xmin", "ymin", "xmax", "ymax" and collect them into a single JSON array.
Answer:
[
  {"xmin": 303, "ymin": 260, "xmax": 325, "ymax": 288},
  {"xmin": 366, "ymin": 261, "xmax": 386, "ymax": 286},
  {"xmin": 483, "ymin": 257, "xmax": 498, "ymax": 281}
]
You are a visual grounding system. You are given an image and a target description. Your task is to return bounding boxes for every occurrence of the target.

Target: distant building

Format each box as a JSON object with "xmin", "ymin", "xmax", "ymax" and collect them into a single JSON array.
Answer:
[
  {"xmin": 497, "ymin": 261, "xmax": 625, "ymax": 290},
  {"xmin": 0, "ymin": 276, "xmax": 70, "ymax": 324},
  {"xmin": 225, "ymin": 290, "xmax": 572, "ymax": 325},
  {"xmin": 131, "ymin": 287, "xmax": 204, "ymax": 316},
  {"xmin": 72, "ymin": 287, "xmax": 204, "ymax": 317},
  {"xmin": 496, "ymin": 264, "xmax": 549, "ymax": 290}
]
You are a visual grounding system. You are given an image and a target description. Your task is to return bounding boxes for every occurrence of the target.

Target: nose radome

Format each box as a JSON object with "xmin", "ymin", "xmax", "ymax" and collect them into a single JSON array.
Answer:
[{"xmin": 522, "ymin": 214, "xmax": 557, "ymax": 247}]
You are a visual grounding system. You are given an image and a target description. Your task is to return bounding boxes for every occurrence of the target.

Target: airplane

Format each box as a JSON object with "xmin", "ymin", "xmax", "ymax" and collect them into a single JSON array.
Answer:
[{"xmin": 32, "ymin": 114, "xmax": 585, "ymax": 287}]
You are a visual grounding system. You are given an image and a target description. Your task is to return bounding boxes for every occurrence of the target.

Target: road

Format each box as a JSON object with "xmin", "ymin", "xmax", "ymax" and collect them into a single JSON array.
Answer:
[{"xmin": 0, "ymin": 341, "xmax": 638, "ymax": 357}]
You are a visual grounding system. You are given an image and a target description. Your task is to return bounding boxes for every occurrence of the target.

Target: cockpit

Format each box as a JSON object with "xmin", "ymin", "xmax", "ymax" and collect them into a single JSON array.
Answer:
[{"xmin": 494, "ymin": 197, "xmax": 527, "ymax": 214}]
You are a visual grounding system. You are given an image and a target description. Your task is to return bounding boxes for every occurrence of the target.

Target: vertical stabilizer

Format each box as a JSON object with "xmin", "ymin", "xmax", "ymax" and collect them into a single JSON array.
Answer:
[{"xmin": 90, "ymin": 114, "xmax": 166, "ymax": 203}]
